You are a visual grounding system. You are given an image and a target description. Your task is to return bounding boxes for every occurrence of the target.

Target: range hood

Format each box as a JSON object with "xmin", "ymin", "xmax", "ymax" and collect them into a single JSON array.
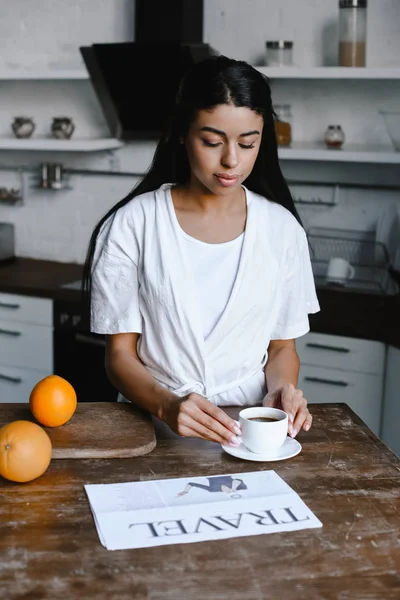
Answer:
[{"xmin": 80, "ymin": 0, "xmax": 217, "ymax": 140}]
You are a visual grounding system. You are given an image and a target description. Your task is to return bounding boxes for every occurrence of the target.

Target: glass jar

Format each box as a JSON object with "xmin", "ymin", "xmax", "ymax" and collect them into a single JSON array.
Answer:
[
  {"xmin": 265, "ymin": 41, "xmax": 293, "ymax": 67},
  {"xmin": 324, "ymin": 125, "xmax": 345, "ymax": 149},
  {"xmin": 274, "ymin": 105, "xmax": 292, "ymax": 146},
  {"xmin": 339, "ymin": 0, "xmax": 367, "ymax": 67}
]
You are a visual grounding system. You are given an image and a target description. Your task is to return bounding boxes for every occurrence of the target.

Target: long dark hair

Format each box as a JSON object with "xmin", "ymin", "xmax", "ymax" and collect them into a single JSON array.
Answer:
[{"xmin": 82, "ymin": 55, "xmax": 301, "ymax": 314}]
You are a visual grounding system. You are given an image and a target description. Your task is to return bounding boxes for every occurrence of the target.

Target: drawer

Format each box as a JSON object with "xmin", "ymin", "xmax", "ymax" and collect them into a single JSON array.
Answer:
[
  {"xmin": 0, "ymin": 319, "xmax": 52, "ymax": 371},
  {"xmin": 296, "ymin": 332, "xmax": 385, "ymax": 375},
  {"xmin": 0, "ymin": 364, "xmax": 51, "ymax": 403},
  {"xmin": 299, "ymin": 364, "xmax": 383, "ymax": 435},
  {"xmin": 0, "ymin": 292, "xmax": 52, "ymax": 326}
]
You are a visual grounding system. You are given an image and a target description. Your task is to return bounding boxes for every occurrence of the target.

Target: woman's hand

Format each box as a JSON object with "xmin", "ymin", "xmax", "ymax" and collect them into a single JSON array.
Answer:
[
  {"xmin": 163, "ymin": 392, "xmax": 242, "ymax": 446},
  {"xmin": 262, "ymin": 383, "xmax": 312, "ymax": 437}
]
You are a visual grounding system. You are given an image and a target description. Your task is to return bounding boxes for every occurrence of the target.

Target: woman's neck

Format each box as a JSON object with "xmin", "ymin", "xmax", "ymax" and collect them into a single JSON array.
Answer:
[{"xmin": 173, "ymin": 182, "xmax": 245, "ymax": 216}]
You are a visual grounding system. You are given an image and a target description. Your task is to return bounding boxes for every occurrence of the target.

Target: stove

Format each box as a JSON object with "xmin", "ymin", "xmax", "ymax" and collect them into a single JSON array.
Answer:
[{"xmin": 53, "ymin": 282, "xmax": 118, "ymax": 402}]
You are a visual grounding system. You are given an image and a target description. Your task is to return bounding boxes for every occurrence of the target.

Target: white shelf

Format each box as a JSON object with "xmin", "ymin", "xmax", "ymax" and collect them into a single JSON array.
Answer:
[
  {"xmin": 0, "ymin": 70, "xmax": 88, "ymax": 80},
  {"xmin": 0, "ymin": 138, "xmax": 123, "ymax": 152},
  {"xmin": 255, "ymin": 66, "xmax": 400, "ymax": 80},
  {"xmin": 278, "ymin": 143, "xmax": 400, "ymax": 163}
]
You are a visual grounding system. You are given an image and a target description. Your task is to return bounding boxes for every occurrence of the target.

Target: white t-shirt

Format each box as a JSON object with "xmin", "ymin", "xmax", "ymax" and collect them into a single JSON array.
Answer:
[
  {"xmin": 91, "ymin": 183, "xmax": 320, "ymax": 406},
  {"xmin": 182, "ymin": 231, "xmax": 244, "ymax": 340}
]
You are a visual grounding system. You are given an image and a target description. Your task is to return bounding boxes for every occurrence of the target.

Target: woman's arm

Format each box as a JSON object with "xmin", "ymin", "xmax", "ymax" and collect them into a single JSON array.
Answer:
[
  {"xmin": 105, "ymin": 333, "xmax": 241, "ymax": 446},
  {"xmin": 263, "ymin": 338, "xmax": 312, "ymax": 437},
  {"xmin": 105, "ymin": 332, "xmax": 175, "ymax": 419},
  {"xmin": 264, "ymin": 338, "xmax": 300, "ymax": 391}
]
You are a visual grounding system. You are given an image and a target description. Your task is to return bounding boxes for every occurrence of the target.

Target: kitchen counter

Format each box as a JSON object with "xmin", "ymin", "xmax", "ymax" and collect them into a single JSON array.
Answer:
[
  {"xmin": 1, "ymin": 404, "xmax": 399, "ymax": 600},
  {"xmin": 310, "ymin": 284, "xmax": 400, "ymax": 349},
  {"xmin": 0, "ymin": 257, "xmax": 83, "ymax": 303},
  {"xmin": 0, "ymin": 257, "xmax": 399, "ymax": 348}
]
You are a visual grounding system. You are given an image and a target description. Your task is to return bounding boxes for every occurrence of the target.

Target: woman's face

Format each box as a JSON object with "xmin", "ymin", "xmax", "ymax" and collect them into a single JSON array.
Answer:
[{"xmin": 183, "ymin": 103, "xmax": 264, "ymax": 196}]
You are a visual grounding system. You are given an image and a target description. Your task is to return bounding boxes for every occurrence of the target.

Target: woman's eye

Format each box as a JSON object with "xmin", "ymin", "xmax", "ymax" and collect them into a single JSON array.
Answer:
[
  {"xmin": 202, "ymin": 139, "xmax": 221, "ymax": 147},
  {"xmin": 201, "ymin": 140, "xmax": 255, "ymax": 149}
]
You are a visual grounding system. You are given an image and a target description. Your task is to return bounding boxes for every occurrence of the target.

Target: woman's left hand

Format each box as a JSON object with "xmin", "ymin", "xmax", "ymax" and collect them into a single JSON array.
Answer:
[{"xmin": 262, "ymin": 383, "xmax": 312, "ymax": 437}]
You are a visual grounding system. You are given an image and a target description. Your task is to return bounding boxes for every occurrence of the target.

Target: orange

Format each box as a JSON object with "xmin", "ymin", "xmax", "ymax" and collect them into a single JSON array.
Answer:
[
  {"xmin": 30, "ymin": 374, "xmax": 77, "ymax": 427},
  {"xmin": 0, "ymin": 420, "xmax": 52, "ymax": 483}
]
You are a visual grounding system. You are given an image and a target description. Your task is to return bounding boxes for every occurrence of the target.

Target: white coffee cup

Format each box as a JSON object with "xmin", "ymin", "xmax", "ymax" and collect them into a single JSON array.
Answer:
[
  {"xmin": 239, "ymin": 407, "xmax": 288, "ymax": 454},
  {"xmin": 326, "ymin": 257, "xmax": 355, "ymax": 285}
]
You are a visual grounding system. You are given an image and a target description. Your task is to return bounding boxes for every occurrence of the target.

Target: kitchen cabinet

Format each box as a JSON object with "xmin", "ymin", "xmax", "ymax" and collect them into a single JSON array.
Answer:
[
  {"xmin": 297, "ymin": 332, "xmax": 385, "ymax": 435},
  {"xmin": 381, "ymin": 345, "xmax": 400, "ymax": 457},
  {"xmin": 0, "ymin": 363, "xmax": 51, "ymax": 404},
  {"xmin": 0, "ymin": 292, "xmax": 53, "ymax": 403}
]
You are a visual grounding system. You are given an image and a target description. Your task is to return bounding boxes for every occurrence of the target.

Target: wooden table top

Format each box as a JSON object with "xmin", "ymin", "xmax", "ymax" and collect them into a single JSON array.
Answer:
[{"xmin": 1, "ymin": 404, "xmax": 399, "ymax": 600}]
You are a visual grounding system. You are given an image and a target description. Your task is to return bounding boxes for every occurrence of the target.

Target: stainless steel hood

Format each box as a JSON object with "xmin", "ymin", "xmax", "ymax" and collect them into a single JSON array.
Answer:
[{"xmin": 80, "ymin": 0, "xmax": 217, "ymax": 140}]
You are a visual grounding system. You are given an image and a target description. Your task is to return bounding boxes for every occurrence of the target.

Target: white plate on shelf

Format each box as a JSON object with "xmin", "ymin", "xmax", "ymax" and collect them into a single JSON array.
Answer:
[{"xmin": 221, "ymin": 436, "xmax": 302, "ymax": 462}]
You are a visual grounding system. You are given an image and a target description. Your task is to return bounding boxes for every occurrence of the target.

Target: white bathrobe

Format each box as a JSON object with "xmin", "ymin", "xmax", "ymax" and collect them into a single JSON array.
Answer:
[{"xmin": 91, "ymin": 183, "xmax": 320, "ymax": 406}]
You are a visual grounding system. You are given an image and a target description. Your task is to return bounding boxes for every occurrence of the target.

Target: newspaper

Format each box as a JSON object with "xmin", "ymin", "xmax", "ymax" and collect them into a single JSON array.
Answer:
[{"xmin": 84, "ymin": 470, "xmax": 322, "ymax": 550}]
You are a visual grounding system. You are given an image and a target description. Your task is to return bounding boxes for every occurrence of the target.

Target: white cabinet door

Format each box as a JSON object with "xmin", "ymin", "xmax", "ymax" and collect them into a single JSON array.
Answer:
[
  {"xmin": 0, "ymin": 292, "xmax": 52, "ymax": 326},
  {"xmin": 296, "ymin": 332, "xmax": 385, "ymax": 375},
  {"xmin": 0, "ymin": 364, "xmax": 51, "ymax": 403},
  {"xmin": 299, "ymin": 364, "xmax": 383, "ymax": 436},
  {"xmin": 381, "ymin": 346, "xmax": 400, "ymax": 457},
  {"xmin": 0, "ymin": 319, "xmax": 52, "ymax": 371},
  {"xmin": 0, "ymin": 293, "xmax": 53, "ymax": 378}
]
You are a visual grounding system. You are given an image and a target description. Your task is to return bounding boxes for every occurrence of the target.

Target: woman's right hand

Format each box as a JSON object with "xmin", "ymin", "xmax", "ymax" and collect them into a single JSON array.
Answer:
[{"xmin": 162, "ymin": 392, "xmax": 242, "ymax": 446}]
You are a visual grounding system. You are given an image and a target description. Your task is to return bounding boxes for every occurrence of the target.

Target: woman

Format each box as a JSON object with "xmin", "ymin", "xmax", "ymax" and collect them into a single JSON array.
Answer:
[{"xmin": 84, "ymin": 55, "xmax": 320, "ymax": 448}]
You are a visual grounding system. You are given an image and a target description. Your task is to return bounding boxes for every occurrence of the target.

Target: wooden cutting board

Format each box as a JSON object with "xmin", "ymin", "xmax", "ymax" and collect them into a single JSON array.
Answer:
[{"xmin": 0, "ymin": 402, "xmax": 157, "ymax": 459}]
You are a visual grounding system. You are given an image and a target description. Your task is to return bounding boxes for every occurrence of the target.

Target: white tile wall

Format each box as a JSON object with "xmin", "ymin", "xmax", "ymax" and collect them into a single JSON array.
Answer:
[
  {"xmin": 0, "ymin": 0, "xmax": 399, "ymax": 263},
  {"xmin": 0, "ymin": 0, "xmax": 135, "ymax": 71}
]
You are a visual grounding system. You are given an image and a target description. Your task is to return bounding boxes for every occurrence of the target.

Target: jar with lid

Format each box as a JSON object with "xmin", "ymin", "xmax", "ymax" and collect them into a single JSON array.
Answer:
[
  {"xmin": 274, "ymin": 105, "xmax": 292, "ymax": 146},
  {"xmin": 324, "ymin": 125, "xmax": 345, "ymax": 149},
  {"xmin": 339, "ymin": 0, "xmax": 367, "ymax": 67},
  {"xmin": 265, "ymin": 41, "xmax": 293, "ymax": 67}
]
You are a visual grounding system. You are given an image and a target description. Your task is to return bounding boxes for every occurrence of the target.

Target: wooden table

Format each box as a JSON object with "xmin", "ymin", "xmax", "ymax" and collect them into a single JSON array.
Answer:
[{"xmin": 1, "ymin": 404, "xmax": 399, "ymax": 600}]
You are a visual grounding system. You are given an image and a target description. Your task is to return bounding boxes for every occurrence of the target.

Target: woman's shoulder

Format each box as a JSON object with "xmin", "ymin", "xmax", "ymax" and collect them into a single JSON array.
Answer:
[
  {"xmin": 247, "ymin": 188, "xmax": 302, "ymax": 234},
  {"xmin": 96, "ymin": 189, "xmax": 161, "ymax": 258},
  {"xmin": 100, "ymin": 187, "xmax": 163, "ymax": 234},
  {"xmin": 116, "ymin": 188, "xmax": 158, "ymax": 220}
]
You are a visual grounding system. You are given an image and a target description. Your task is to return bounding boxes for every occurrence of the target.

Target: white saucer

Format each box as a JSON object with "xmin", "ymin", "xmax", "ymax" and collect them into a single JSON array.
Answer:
[{"xmin": 221, "ymin": 436, "xmax": 302, "ymax": 462}]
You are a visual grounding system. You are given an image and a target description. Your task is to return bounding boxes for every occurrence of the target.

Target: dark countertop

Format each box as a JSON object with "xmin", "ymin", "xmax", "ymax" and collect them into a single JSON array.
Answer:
[
  {"xmin": 0, "ymin": 257, "xmax": 83, "ymax": 304},
  {"xmin": 0, "ymin": 257, "xmax": 399, "ymax": 348}
]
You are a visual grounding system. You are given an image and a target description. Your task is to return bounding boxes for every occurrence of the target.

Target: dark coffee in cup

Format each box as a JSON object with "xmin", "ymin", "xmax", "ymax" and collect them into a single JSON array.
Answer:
[
  {"xmin": 248, "ymin": 417, "xmax": 279, "ymax": 423},
  {"xmin": 239, "ymin": 407, "xmax": 288, "ymax": 453}
]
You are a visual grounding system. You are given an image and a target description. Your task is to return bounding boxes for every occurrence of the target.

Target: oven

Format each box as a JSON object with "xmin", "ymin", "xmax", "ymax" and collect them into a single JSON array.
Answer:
[{"xmin": 53, "ymin": 299, "xmax": 118, "ymax": 402}]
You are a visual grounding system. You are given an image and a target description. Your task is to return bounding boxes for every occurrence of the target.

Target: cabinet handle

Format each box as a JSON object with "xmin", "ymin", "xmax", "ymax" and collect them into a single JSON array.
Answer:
[
  {"xmin": 0, "ymin": 301, "xmax": 20, "ymax": 310},
  {"xmin": 0, "ymin": 328, "xmax": 22, "ymax": 337},
  {"xmin": 304, "ymin": 376, "xmax": 349, "ymax": 387},
  {"xmin": 306, "ymin": 342, "xmax": 350, "ymax": 353},
  {"xmin": 75, "ymin": 333, "xmax": 106, "ymax": 347},
  {"xmin": 0, "ymin": 372, "xmax": 22, "ymax": 384}
]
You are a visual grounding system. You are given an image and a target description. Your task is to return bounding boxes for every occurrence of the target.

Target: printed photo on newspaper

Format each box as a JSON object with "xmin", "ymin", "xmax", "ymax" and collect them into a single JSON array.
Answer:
[{"xmin": 84, "ymin": 470, "xmax": 322, "ymax": 551}]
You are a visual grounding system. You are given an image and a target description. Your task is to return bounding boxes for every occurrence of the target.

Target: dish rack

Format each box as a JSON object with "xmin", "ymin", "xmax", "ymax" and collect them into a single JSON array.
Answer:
[{"xmin": 307, "ymin": 227, "xmax": 398, "ymax": 295}]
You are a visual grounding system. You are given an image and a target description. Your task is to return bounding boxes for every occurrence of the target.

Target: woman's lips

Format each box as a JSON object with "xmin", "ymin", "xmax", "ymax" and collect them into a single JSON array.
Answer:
[{"xmin": 214, "ymin": 174, "xmax": 240, "ymax": 187}]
